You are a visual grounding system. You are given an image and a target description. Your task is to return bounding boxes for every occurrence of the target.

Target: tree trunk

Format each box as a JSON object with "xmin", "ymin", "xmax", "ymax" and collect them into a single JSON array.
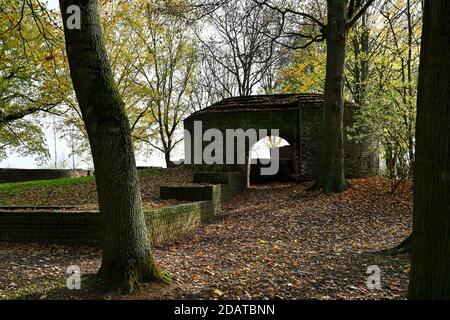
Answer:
[
  {"xmin": 358, "ymin": 16, "xmax": 369, "ymax": 106},
  {"xmin": 406, "ymin": 0, "xmax": 415, "ymax": 174},
  {"xmin": 351, "ymin": 13, "xmax": 369, "ymax": 107},
  {"xmin": 408, "ymin": 0, "xmax": 450, "ymax": 299},
  {"xmin": 314, "ymin": 0, "xmax": 348, "ymax": 193},
  {"xmin": 164, "ymin": 150, "xmax": 174, "ymax": 168},
  {"xmin": 59, "ymin": 0, "xmax": 163, "ymax": 291}
]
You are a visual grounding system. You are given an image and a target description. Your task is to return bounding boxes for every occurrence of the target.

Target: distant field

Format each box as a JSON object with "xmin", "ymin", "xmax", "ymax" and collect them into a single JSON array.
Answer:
[{"xmin": 0, "ymin": 167, "xmax": 191, "ymax": 209}]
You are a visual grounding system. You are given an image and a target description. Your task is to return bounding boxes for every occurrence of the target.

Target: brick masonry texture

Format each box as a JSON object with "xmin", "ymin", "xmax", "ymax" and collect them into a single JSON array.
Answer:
[
  {"xmin": 0, "ymin": 172, "xmax": 244, "ymax": 244},
  {"xmin": 184, "ymin": 94, "xmax": 379, "ymax": 183}
]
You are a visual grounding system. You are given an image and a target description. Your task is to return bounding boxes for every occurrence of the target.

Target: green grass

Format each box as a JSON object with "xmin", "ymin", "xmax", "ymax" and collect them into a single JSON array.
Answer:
[
  {"xmin": 0, "ymin": 168, "xmax": 167, "ymax": 196},
  {"xmin": 138, "ymin": 168, "xmax": 166, "ymax": 178},
  {"xmin": 0, "ymin": 169, "xmax": 166, "ymax": 195},
  {"xmin": 0, "ymin": 176, "xmax": 96, "ymax": 194}
]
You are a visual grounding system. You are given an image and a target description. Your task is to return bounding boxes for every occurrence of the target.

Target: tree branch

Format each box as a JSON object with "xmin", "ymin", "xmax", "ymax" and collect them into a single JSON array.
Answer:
[{"xmin": 346, "ymin": 0, "xmax": 376, "ymax": 30}]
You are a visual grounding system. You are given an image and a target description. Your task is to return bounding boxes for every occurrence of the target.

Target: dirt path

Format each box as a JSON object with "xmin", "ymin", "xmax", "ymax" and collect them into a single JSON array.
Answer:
[{"xmin": 0, "ymin": 178, "xmax": 412, "ymax": 300}]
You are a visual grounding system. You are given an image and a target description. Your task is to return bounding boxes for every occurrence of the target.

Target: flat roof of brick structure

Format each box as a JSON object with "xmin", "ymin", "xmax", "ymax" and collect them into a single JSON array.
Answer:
[{"xmin": 190, "ymin": 93, "xmax": 358, "ymax": 115}]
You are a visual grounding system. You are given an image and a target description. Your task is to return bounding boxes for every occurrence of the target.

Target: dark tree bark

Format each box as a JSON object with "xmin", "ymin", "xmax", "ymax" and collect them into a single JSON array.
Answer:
[
  {"xmin": 349, "ymin": 13, "xmax": 370, "ymax": 107},
  {"xmin": 0, "ymin": 104, "xmax": 58, "ymax": 124},
  {"xmin": 165, "ymin": 150, "xmax": 175, "ymax": 168},
  {"xmin": 251, "ymin": 0, "xmax": 374, "ymax": 194},
  {"xmin": 314, "ymin": 0, "xmax": 348, "ymax": 193},
  {"xmin": 408, "ymin": 0, "xmax": 450, "ymax": 299},
  {"xmin": 59, "ymin": 0, "xmax": 164, "ymax": 290}
]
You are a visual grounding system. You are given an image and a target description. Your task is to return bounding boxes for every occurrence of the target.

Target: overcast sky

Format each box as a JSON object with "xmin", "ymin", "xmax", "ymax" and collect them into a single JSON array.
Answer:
[{"xmin": 46, "ymin": 0, "xmax": 59, "ymax": 10}]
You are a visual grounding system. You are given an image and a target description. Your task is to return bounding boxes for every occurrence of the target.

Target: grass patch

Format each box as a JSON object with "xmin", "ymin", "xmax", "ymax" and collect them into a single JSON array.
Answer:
[
  {"xmin": 0, "ymin": 176, "xmax": 96, "ymax": 195},
  {"xmin": 367, "ymin": 252, "xmax": 410, "ymax": 271},
  {"xmin": 138, "ymin": 168, "xmax": 166, "ymax": 178},
  {"xmin": 0, "ymin": 168, "xmax": 166, "ymax": 195}
]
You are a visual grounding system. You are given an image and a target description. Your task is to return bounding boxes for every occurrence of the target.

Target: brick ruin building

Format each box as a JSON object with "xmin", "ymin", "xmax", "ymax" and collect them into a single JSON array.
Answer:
[{"xmin": 184, "ymin": 94, "xmax": 379, "ymax": 185}]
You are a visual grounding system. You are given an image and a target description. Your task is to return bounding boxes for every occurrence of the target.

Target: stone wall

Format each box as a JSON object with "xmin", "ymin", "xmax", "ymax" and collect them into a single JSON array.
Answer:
[{"xmin": 0, "ymin": 168, "xmax": 93, "ymax": 183}]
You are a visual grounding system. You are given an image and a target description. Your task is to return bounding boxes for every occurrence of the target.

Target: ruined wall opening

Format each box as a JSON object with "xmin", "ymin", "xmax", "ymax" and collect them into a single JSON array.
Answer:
[{"xmin": 248, "ymin": 136, "xmax": 295, "ymax": 186}]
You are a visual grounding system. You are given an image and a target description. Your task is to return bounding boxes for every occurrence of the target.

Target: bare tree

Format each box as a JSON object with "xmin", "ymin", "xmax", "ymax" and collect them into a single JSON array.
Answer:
[
  {"xmin": 195, "ymin": 0, "xmax": 283, "ymax": 97},
  {"xmin": 189, "ymin": 53, "xmax": 236, "ymax": 111},
  {"xmin": 190, "ymin": 0, "xmax": 376, "ymax": 193}
]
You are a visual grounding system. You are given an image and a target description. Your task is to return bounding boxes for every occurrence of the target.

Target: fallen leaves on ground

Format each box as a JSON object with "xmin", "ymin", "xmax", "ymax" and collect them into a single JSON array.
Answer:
[{"xmin": 0, "ymin": 177, "xmax": 412, "ymax": 300}]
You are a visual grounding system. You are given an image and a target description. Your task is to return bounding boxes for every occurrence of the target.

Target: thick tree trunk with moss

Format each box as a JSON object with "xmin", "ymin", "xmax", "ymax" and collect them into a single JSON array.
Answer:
[
  {"xmin": 314, "ymin": 0, "xmax": 348, "ymax": 193},
  {"xmin": 59, "ymin": 0, "xmax": 163, "ymax": 290},
  {"xmin": 407, "ymin": 0, "xmax": 450, "ymax": 300}
]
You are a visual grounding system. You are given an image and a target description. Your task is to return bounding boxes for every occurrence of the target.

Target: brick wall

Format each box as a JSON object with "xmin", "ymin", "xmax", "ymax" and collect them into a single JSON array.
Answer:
[
  {"xmin": 0, "ymin": 211, "xmax": 100, "ymax": 244},
  {"xmin": 160, "ymin": 172, "xmax": 245, "ymax": 207},
  {"xmin": 299, "ymin": 105, "xmax": 322, "ymax": 180},
  {"xmin": 299, "ymin": 105, "xmax": 379, "ymax": 180},
  {"xmin": 0, "ymin": 202, "xmax": 216, "ymax": 245},
  {"xmin": 0, "ymin": 172, "xmax": 244, "ymax": 245},
  {"xmin": 184, "ymin": 100, "xmax": 379, "ymax": 183},
  {"xmin": 146, "ymin": 201, "xmax": 215, "ymax": 245}
]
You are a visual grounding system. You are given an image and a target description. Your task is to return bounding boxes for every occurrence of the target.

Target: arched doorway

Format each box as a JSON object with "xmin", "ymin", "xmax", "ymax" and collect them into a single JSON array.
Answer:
[
  {"xmin": 248, "ymin": 136, "xmax": 295, "ymax": 185},
  {"xmin": 184, "ymin": 94, "xmax": 379, "ymax": 186}
]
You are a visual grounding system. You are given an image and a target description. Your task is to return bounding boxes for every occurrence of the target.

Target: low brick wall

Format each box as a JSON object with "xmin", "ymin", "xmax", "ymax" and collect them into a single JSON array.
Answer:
[
  {"xmin": 0, "ymin": 211, "xmax": 100, "ymax": 244},
  {"xmin": 146, "ymin": 201, "xmax": 215, "ymax": 245},
  {"xmin": 0, "ymin": 202, "xmax": 216, "ymax": 245},
  {"xmin": 160, "ymin": 185, "xmax": 213, "ymax": 201},
  {"xmin": 160, "ymin": 172, "xmax": 245, "ymax": 207},
  {"xmin": 0, "ymin": 168, "xmax": 93, "ymax": 183},
  {"xmin": 0, "ymin": 171, "xmax": 244, "ymax": 245},
  {"xmin": 192, "ymin": 171, "xmax": 246, "ymax": 193}
]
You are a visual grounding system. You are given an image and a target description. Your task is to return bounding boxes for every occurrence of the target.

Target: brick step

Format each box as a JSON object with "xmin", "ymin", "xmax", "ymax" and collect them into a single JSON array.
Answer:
[{"xmin": 160, "ymin": 185, "xmax": 216, "ymax": 201}]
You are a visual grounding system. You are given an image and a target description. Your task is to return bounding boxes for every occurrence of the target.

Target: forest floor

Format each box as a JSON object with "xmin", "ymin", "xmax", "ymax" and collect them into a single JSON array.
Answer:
[{"xmin": 0, "ymin": 176, "xmax": 412, "ymax": 300}]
